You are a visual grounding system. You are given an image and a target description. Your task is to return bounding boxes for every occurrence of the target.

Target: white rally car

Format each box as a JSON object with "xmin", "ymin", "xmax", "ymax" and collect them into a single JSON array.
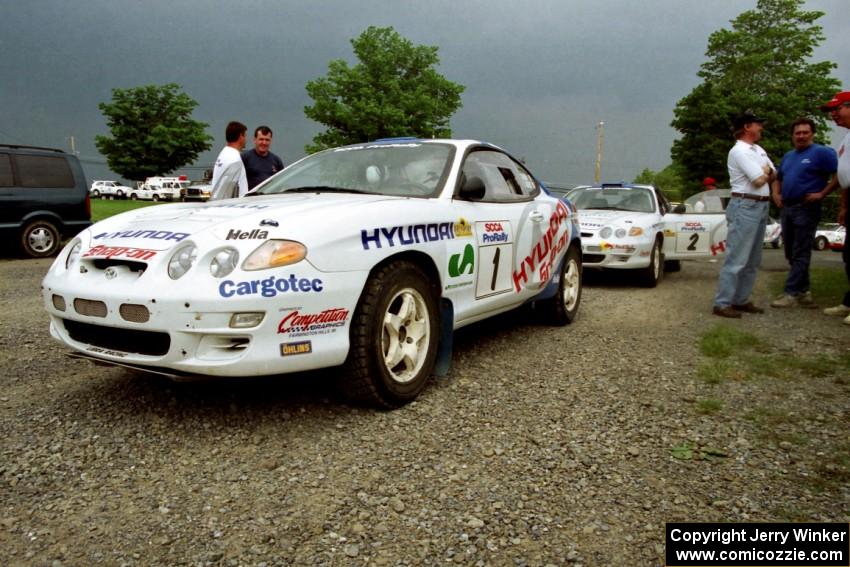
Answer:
[
  {"xmin": 567, "ymin": 183, "xmax": 727, "ymax": 286},
  {"xmin": 43, "ymin": 139, "xmax": 583, "ymax": 408}
]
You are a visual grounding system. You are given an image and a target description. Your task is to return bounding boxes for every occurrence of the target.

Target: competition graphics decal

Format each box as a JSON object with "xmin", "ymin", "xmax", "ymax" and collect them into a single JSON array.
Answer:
[
  {"xmin": 277, "ymin": 308, "xmax": 350, "ymax": 337},
  {"xmin": 475, "ymin": 220, "xmax": 514, "ymax": 299}
]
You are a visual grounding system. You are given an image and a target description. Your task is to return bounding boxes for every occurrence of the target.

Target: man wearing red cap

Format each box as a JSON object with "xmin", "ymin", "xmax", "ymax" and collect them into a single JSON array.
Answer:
[{"xmin": 819, "ymin": 91, "xmax": 850, "ymax": 325}]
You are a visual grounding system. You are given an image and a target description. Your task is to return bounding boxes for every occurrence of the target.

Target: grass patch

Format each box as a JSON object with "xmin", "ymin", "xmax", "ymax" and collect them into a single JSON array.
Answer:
[
  {"xmin": 91, "ymin": 198, "xmax": 160, "ymax": 222},
  {"xmin": 699, "ymin": 325, "xmax": 761, "ymax": 358},
  {"xmin": 744, "ymin": 406, "xmax": 792, "ymax": 426},
  {"xmin": 768, "ymin": 267, "xmax": 848, "ymax": 308},
  {"xmin": 695, "ymin": 399, "xmax": 723, "ymax": 414},
  {"xmin": 697, "ymin": 359, "xmax": 747, "ymax": 384}
]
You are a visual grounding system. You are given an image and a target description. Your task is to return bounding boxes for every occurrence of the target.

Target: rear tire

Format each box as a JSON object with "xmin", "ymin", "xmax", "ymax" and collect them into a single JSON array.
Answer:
[
  {"xmin": 540, "ymin": 244, "xmax": 581, "ymax": 325},
  {"xmin": 814, "ymin": 236, "xmax": 827, "ymax": 251},
  {"xmin": 341, "ymin": 261, "xmax": 440, "ymax": 408},
  {"xmin": 21, "ymin": 220, "xmax": 60, "ymax": 258},
  {"xmin": 639, "ymin": 237, "xmax": 663, "ymax": 287},
  {"xmin": 130, "ymin": 193, "xmax": 138, "ymax": 200},
  {"xmin": 91, "ymin": 189, "xmax": 100, "ymax": 198}
]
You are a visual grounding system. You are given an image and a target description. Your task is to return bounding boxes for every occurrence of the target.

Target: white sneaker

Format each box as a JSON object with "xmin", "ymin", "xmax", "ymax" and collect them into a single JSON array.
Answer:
[
  {"xmin": 824, "ymin": 304, "xmax": 850, "ymax": 316},
  {"xmin": 771, "ymin": 294, "xmax": 797, "ymax": 308},
  {"xmin": 844, "ymin": 313, "xmax": 850, "ymax": 326}
]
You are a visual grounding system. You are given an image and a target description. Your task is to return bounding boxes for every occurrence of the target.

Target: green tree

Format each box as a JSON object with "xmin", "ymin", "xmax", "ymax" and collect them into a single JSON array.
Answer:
[
  {"xmin": 95, "ymin": 84, "xmax": 212, "ymax": 181},
  {"xmin": 670, "ymin": 0, "xmax": 839, "ymax": 192},
  {"xmin": 304, "ymin": 26, "xmax": 465, "ymax": 153},
  {"xmin": 634, "ymin": 164, "xmax": 687, "ymax": 202}
]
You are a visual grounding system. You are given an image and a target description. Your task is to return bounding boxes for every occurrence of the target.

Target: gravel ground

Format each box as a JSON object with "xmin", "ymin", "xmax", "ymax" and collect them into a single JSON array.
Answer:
[{"xmin": 1, "ymin": 252, "xmax": 848, "ymax": 567}]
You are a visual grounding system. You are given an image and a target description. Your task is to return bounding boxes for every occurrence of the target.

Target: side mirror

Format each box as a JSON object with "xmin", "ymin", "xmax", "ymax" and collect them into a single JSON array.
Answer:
[
  {"xmin": 672, "ymin": 204, "xmax": 686, "ymax": 214},
  {"xmin": 459, "ymin": 175, "xmax": 486, "ymax": 201}
]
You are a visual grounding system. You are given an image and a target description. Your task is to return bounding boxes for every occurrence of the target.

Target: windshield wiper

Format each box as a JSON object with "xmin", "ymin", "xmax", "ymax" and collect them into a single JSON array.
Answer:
[{"xmin": 281, "ymin": 186, "xmax": 367, "ymax": 194}]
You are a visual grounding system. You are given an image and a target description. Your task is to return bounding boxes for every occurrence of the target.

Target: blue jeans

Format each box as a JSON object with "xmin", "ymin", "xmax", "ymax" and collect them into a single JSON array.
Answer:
[
  {"xmin": 780, "ymin": 202, "xmax": 821, "ymax": 296},
  {"xmin": 714, "ymin": 198, "xmax": 768, "ymax": 308}
]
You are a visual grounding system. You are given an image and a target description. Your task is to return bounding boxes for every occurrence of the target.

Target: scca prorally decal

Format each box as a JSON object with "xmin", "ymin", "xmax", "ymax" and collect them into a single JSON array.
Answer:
[
  {"xmin": 93, "ymin": 229, "xmax": 189, "ymax": 242},
  {"xmin": 513, "ymin": 201, "xmax": 570, "ymax": 291},
  {"xmin": 226, "ymin": 229, "xmax": 269, "ymax": 240},
  {"xmin": 83, "ymin": 244, "xmax": 158, "ymax": 260},
  {"xmin": 482, "ymin": 222, "xmax": 509, "ymax": 244},
  {"xmin": 280, "ymin": 341, "xmax": 312, "ymax": 356},
  {"xmin": 220, "ymin": 275, "xmax": 323, "ymax": 298},
  {"xmin": 277, "ymin": 308, "xmax": 350, "ymax": 336},
  {"xmin": 680, "ymin": 222, "xmax": 707, "ymax": 232},
  {"xmin": 361, "ymin": 222, "xmax": 455, "ymax": 250}
]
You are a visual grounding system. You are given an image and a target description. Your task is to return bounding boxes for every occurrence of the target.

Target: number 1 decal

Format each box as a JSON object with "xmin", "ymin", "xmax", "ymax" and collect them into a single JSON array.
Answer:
[{"xmin": 490, "ymin": 247, "xmax": 500, "ymax": 290}]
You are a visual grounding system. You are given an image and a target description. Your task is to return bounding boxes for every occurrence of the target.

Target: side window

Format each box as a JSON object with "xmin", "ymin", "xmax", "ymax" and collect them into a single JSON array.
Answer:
[
  {"xmin": 460, "ymin": 150, "xmax": 538, "ymax": 202},
  {"xmin": 15, "ymin": 155, "xmax": 75, "ymax": 188},
  {"xmin": 0, "ymin": 154, "xmax": 13, "ymax": 187}
]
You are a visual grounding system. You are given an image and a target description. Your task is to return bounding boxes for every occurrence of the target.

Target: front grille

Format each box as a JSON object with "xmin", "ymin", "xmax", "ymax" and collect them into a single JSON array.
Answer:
[
  {"xmin": 74, "ymin": 298, "xmax": 107, "ymax": 318},
  {"xmin": 62, "ymin": 319, "xmax": 170, "ymax": 356},
  {"xmin": 583, "ymin": 254, "xmax": 605, "ymax": 264},
  {"xmin": 581, "ymin": 232, "xmax": 593, "ymax": 238},
  {"xmin": 91, "ymin": 259, "xmax": 147, "ymax": 273},
  {"xmin": 120, "ymin": 303, "xmax": 150, "ymax": 323}
]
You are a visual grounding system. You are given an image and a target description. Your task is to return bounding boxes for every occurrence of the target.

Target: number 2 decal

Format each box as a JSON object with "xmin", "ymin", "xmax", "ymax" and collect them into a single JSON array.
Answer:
[{"xmin": 687, "ymin": 233, "xmax": 699, "ymax": 251}]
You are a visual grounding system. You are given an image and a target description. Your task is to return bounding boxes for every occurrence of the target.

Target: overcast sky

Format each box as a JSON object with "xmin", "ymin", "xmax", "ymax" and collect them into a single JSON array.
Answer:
[{"xmin": 2, "ymin": 0, "xmax": 848, "ymax": 187}]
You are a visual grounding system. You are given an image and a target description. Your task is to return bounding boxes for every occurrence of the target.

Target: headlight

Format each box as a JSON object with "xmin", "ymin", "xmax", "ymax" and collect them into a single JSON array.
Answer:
[
  {"xmin": 168, "ymin": 243, "xmax": 198, "ymax": 280},
  {"xmin": 65, "ymin": 239, "xmax": 82, "ymax": 269},
  {"xmin": 599, "ymin": 227, "xmax": 612, "ymax": 239},
  {"xmin": 629, "ymin": 227, "xmax": 644, "ymax": 237},
  {"xmin": 242, "ymin": 240, "xmax": 307, "ymax": 271},
  {"xmin": 210, "ymin": 248, "xmax": 239, "ymax": 278},
  {"xmin": 614, "ymin": 228, "xmax": 627, "ymax": 238}
]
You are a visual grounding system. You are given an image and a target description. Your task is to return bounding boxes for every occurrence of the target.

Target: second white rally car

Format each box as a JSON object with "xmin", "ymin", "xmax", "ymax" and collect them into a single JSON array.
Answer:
[
  {"xmin": 567, "ymin": 183, "xmax": 728, "ymax": 286},
  {"xmin": 43, "ymin": 139, "xmax": 583, "ymax": 407}
]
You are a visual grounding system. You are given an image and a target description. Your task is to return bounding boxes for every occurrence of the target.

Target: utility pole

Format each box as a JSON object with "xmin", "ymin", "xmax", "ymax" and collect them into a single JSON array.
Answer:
[
  {"xmin": 68, "ymin": 136, "xmax": 78, "ymax": 155},
  {"xmin": 594, "ymin": 121, "xmax": 604, "ymax": 184}
]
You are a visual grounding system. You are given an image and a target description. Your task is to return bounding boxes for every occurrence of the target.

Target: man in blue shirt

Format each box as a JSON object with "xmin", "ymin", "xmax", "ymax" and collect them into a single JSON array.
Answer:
[
  {"xmin": 241, "ymin": 125, "xmax": 285, "ymax": 190},
  {"xmin": 770, "ymin": 117, "xmax": 838, "ymax": 307}
]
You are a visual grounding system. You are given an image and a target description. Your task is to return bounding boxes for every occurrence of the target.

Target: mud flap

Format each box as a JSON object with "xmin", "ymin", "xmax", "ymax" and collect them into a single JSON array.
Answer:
[{"xmin": 433, "ymin": 299, "xmax": 454, "ymax": 378}]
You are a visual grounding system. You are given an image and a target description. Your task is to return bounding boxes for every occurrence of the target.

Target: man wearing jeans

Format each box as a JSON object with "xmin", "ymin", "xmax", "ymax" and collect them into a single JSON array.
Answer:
[
  {"xmin": 712, "ymin": 111, "xmax": 776, "ymax": 318},
  {"xmin": 770, "ymin": 118, "xmax": 838, "ymax": 308}
]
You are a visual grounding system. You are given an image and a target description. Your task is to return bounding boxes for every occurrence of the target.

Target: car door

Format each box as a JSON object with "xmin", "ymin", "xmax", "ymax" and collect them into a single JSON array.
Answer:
[
  {"xmin": 447, "ymin": 149, "xmax": 563, "ymax": 323},
  {"xmin": 662, "ymin": 189, "xmax": 728, "ymax": 260}
]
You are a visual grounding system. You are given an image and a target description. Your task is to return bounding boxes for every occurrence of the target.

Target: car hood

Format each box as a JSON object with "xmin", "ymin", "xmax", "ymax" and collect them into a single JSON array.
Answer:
[
  {"xmin": 575, "ymin": 209, "xmax": 650, "ymax": 228},
  {"xmin": 83, "ymin": 193, "xmax": 404, "ymax": 251}
]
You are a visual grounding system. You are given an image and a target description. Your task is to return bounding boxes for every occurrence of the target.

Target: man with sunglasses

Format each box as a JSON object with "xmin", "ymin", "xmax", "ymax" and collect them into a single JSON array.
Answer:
[{"xmin": 819, "ymin": 91, "xmax": 850, "ymax": 325}]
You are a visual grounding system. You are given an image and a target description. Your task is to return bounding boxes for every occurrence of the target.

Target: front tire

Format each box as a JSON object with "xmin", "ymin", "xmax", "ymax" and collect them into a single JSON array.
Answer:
[
  {"xmin": 814, "ymin": 236, "xmax": 827, "ymax": 251},
  {"xmin": 130, "ymin": 193, "xmax": 138, "ymax": 200},
  {"xmin": 21, "ymin": 220, "xmax": 60, "ymax": 258},
  {"xmin": 638, "ymin": 237, "xmax": 663, "ymax": 287},
  {"xmin": 540, "ymin": 244, "xmax": 581, "ymax": 325},
  {"xmin": 342, "ymin": 261, "xmax": 440, "ymax": 408},
  {"xmin": 91, "ymin": 189, "xmax": 100, "ymax": 198}
]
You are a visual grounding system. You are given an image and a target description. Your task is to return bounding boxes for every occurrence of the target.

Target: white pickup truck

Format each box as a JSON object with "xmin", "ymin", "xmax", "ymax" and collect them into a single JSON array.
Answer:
[{"xmin": 129, "ymin": 176, "xmax": 190, "ymax": 201}]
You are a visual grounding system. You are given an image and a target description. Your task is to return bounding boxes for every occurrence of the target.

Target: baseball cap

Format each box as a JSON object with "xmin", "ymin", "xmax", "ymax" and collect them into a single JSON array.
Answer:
[
  {"xmin": 733, "ymin": 111, "xmax": 766, "ymax": 130},
  {"xmin": 702, "ymin": 177, "xmax": 716, "ymax": 187},
  {"xmin": 819, "ymin": 91, "xmax": 850, "ymax": 111}
]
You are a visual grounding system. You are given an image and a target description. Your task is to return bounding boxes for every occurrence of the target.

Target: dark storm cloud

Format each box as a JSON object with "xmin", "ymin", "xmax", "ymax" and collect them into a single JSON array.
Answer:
[{"xmin": 1, "ymin": 0, "xmax": 848, "ymax": 186}]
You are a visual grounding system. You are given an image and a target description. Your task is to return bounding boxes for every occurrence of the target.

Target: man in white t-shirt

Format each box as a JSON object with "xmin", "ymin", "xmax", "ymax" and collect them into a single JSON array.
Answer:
[
  {"xmin": 819, "ymin": 91, "xmax": 850, "ymax": 325},
  {"xmin": 712, "ymin": 111, "xmax": 776, "ymax": 318},
  {"xmin": 210, "ymin": 121, "xmax": 249, "ymax": 199}
]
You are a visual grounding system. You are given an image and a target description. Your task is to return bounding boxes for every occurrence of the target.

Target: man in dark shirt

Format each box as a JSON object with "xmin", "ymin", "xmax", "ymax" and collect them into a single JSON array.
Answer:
[
  {"xmin": 770, "ymin": 117, "xmax": 838, "ymax": 308},
  {"xmin": 241, "ymin": 125, "xmax": 285, "ymax": 189}
]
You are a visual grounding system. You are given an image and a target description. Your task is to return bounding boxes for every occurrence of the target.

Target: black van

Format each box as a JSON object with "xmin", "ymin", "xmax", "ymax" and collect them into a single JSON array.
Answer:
[{"xmin": 0, "ymin": 144, "xmax": 91, "ymax": 258}]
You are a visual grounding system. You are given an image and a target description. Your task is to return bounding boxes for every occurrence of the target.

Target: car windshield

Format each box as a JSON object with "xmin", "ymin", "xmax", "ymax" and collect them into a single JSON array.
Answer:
[
  {"xmin": 255, "ymin": 142, "xmax": 454, "ymax": 198},
  {"xmin": 819, "ymin": 223, "xmax": 840, "ymax": 231},
  {"xmin": 567, "ymin": 186, "xmax": 656, "ymax": 213}
]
